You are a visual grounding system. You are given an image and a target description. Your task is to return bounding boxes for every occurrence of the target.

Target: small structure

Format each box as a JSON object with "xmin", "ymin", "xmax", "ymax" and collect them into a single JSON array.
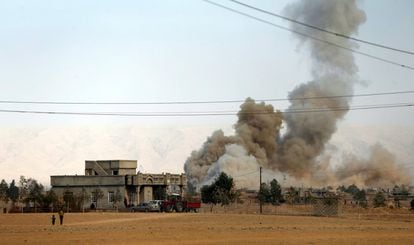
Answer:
[
  {"xmin": 312, "ymin": 196, "xmax": 342, "ymax": 216},
  {"xmin": 51, "ymin": 160, "xmax": 186, "ymax": 209}
]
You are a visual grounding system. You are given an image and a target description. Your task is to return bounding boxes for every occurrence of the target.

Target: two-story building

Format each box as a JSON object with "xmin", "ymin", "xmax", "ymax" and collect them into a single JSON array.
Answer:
[{"xmin": 50, "ymin": 160, "xmax": 186, "ymax": 209}]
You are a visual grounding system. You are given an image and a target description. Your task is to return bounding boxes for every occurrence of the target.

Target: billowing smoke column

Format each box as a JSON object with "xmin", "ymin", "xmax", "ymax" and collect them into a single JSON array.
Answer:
[
  {"xmin": 277, "ymin": 0, "xmax": 365, "ymax": 177},
  {"xmin": 184, "ymin": 98, "xmax": 283, "ymax": 187},
  {"xmin": 184, "ymin": 0, "xmax": 410, "ymax": 188}
]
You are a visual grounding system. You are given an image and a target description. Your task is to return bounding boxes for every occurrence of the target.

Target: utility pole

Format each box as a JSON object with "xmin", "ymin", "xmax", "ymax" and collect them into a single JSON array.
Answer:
[{"xmin": 259, "ymin": 166, "xmax": 262, "ymax": 214}]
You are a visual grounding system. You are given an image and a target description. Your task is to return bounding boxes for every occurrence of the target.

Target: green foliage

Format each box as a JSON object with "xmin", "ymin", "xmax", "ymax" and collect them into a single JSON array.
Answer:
[
  {"xmin": 346, "ymin": 184, "xmax": 360, "ymax": 195},
  {"xmin": 373, "ymin": 192, "xmax": 386, "ymax": 208},
  {"xmin": 258, "ymin": 183, "xmax": 270, "ymax": 203},
  {"xmin": 0, "ymin": 179, "xmax": 9, "ymax": 203},
  {"xmin": 337, "ymin": 185, "xmax": 347, "ymax": 192},
  {"xmin": 343, "ymin": 184, "xmax": 368, "ymax": 207},
  {"xmin": 26, "ymin": 178, "xmax": 45, "ymax": 206},
  {"xmin": 353, "ymin": 189, "xmax": 366, "ymax": 201},
  {"xmin": 41, "ymin": 190, "xmax": 58, "ymax": 209},
  {"xmin": 7, "ymin": 180, "xmax": 19, "ymax": 203},
  {"xmin": 201, "ymin": 184, "xmax": 216, "ymax": 204},
  {"xmin": 269, "ymin": 179, "xmax": 282, "ymax": 204},
  {"xmin": 287, "ymin": 186, "xmax": 300, "ymax": 204},
  {"xmin": 353, "ymin": 189, "xmax": 367, "ymax": 207},
  {"xmin": 18, "ymin": 176, "xmax": 29, "ymax": 202},
  {"xmin": 201, "ymin": 172, "xmax": 238, "ymax": 206},
  {"xmin": 258, "ymin": 179, "xmax": 282, "ymax": 205}
]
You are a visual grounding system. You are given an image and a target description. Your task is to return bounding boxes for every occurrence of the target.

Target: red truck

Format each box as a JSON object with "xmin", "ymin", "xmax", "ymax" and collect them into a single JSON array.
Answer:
[{"xmin": 161, "ymin": 194, "xmax": 201, "ymax": 213}]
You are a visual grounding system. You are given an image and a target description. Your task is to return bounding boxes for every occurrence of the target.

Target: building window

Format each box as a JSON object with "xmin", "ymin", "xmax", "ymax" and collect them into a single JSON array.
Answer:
[
  {"xmin": 108, "ymin": 191, "xmax": 114, "ymax": 203},
  {"xmin": 91, "ymin": 194, "xmax": 97, "ymax": 203},
  {"xmin": 112, "ymin": 170, "xmax": 119, "ymax": 176}
]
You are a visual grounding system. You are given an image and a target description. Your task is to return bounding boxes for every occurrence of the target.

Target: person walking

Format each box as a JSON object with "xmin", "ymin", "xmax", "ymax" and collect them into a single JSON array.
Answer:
[{"xmin": 58, "ymin": 209, "xmax": 64, "ymax": 225}]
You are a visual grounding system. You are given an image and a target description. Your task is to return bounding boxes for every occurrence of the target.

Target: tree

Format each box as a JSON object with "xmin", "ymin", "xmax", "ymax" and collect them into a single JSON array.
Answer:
[
  {"xmin": 287, "ymin": 187, "xmax": 300, "ymax": 204},
  {"xmin": 337, "ymin": 185, "xmax": 347, "ymax": 192},
  {"xmin": 113, "ymin": 189, "xmax": 123, "ymax": 210},
  {"xmin": 214, "ymin": 172, "xmax": 238, "ymax": 205},
  {"xmin": 201, "ymin": 184, "xmax": 216, "ymax": 204},
  {"xmin": 92, "ymin": 188, "xmax": 104, "ymax": 209},
  {"xmin": 0, "ymin": 179, "xmax": 9, "ymax": 203},
  {"xmin": 201, "ymin": 172, "xmax": 238, "ymax": 206},
  {"xmin": 26, "ymin": 179, "xmax": 45, "ymax": 211},
  {"xmin": 258, "ymin": 182, "xmax": 270, "ymax": 203},
  {"xmin": 373, "ymin": 192, "xmax": 386, "ymax": 208},
  {"xmin": 41, "ymin": 190, "xmax": 58, "ymax": 211},
  {"xmin": 18, "ymin": 176, "xmax": 29, "ymax": 204},
  {"xmin": 7, "ymin": 180, "xmax": 19, "ymax": 205},
  {"xmin": 353, "ymin": 189, "xmax": 367, "ymax": 207},
  {"xmin": 76, "ymin": 187, "xmax": 88, "ymax": 212},
  {"xmin": 269, "ymin": 179, "xmax": 282, "ymax": 205},
  {"xmin": 346, "ymin": 184, "xmax": 360, "ymax": 196}
]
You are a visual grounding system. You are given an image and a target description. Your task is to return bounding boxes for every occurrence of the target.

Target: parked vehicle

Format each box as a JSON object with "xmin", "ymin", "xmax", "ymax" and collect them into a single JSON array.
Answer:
[
  {"xmin": 131, "ymin": 201, "xmax": 163, "ymax": 212},
  {"xmin": 131, "ymin": 202, "xmax": 151, "ymax": 212},
  {"xmin": 148, "ymin": 200, "xmax": 162, "ymax": 212},
  {"xmin": 160, "ymin": 194, "xmax": 201, "ymax": 213}
]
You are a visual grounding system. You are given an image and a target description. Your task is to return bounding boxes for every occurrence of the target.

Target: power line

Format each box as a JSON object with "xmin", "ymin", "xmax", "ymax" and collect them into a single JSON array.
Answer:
[
  {"xmin": 201, "ymin": 0, "xmax": 414, "ymax": 71},
  {"xmin": 0, "ymin": 102, "xmax": 412, "ymax": 117},
  {"xmin": 311, "ymin": 163, "xmax": 414, "ymax": 178},
  {"xmin": 228, "ymin": 0, "xmax": 414, "ymax": 55},
  {"xmin": 1, "ymin": 90, "xmax": 413, "ymax": 105},
  {"xmin": 216, "ymin": 163, "xmax": 413, "ymax": 181},
  {"xmin": 234, "ymin": 170, "xmax": 259, "ymax": 178}
]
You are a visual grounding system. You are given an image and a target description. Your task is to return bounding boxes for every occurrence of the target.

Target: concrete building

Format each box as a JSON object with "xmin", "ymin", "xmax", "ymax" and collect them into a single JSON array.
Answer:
[{"xmin": 51, "ymin": 160, "xmax": 186, "ymax": 209}]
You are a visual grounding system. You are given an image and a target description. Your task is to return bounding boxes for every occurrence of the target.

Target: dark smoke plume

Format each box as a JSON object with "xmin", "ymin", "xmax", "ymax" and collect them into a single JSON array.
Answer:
[
  {"xmin": 184, "ymin": 98, "xmax": 282, "ymax": 187},
  {"xmin": 184, "ymin": 0, "xmax": 411, "ymax": 188},
  {"xmin": 277, "ymin": 0, "xmax": 365, "ymax": 177}
]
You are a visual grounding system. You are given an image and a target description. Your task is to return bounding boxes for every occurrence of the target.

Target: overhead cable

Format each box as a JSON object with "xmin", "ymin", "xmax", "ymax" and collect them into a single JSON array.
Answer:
[
  {"xmin": 201, "ymin": 0, "xmax": 414, "ymax": 71},
  {"xmin": 0, "ymin": 90, "xmax": 413, "ymax": 105},
  {"xmin": 0, "ymin": 102, "xmax": 412, "ymax": 117},
  {"xmin": 228, "ymin": 0, "xmax": 414, "ymax": 55}
]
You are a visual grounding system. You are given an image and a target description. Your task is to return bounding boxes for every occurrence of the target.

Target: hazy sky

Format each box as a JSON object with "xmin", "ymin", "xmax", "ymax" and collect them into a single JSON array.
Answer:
[{"xmin": 0, "ymin": 0, "xmax": 413, "ymax": 184}]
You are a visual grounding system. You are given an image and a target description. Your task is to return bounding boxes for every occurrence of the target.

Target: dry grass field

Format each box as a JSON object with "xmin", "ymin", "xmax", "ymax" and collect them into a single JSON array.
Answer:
[{"xmin": 1, "ymin": 207, "xmax": 414, "ymax": 244}]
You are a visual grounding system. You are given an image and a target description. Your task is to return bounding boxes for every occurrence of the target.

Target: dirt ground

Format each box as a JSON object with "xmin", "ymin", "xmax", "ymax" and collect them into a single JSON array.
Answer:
[{"xmin": 1, "ymin": 210, "xmax": 414, "ymax": 245}]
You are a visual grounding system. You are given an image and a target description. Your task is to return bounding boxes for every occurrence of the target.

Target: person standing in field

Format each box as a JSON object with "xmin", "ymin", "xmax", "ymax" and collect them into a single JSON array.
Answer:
[
  {"xmin": 51, "ymin": 214, "xmax": 56, "ymax": 225},
  {"xmin": 58, "ymin": 209, "xmax": 64, "ymax": 225}
]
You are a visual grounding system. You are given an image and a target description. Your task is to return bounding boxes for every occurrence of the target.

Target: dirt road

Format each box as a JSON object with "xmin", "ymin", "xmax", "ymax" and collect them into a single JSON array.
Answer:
[{"xmin": 1, "ymin": 212, "xmax": 414, "ymax": 244}]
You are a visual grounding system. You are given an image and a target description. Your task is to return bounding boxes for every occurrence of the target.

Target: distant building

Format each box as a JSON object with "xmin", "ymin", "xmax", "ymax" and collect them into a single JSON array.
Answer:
[{"xmin": 50, "ymin": 160, "xmax": 186, "ymax": 209}]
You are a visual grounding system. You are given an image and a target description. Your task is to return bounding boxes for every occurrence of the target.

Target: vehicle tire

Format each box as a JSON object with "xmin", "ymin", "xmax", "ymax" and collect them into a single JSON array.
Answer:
[
  {"xmin": 166, "ymin": 205, "xmax": 173, "ymax": 213},
  {"xmin": 175, "ymin": 202, "xmax": 183, "ymax": 213}
]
